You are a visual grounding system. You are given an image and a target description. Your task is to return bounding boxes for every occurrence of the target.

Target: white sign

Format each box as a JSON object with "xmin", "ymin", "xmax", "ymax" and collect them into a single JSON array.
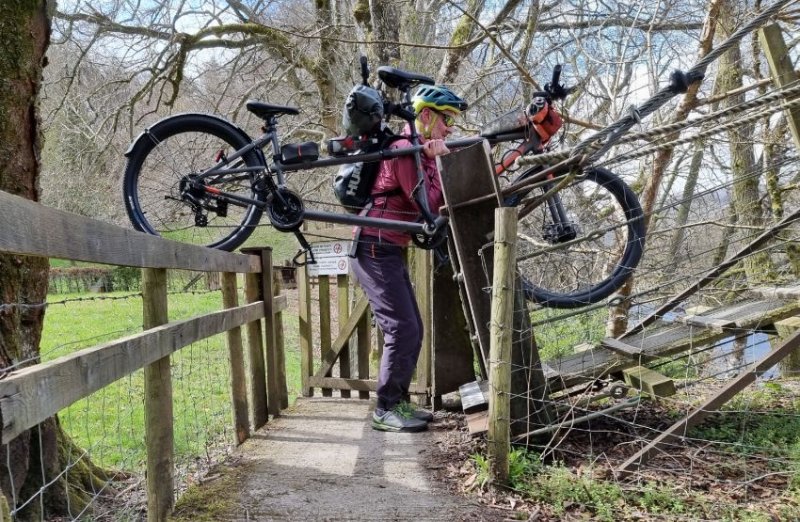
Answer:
[{"xmin": 307, "ymin": 240, "xmax": 352, "ymax": 276}]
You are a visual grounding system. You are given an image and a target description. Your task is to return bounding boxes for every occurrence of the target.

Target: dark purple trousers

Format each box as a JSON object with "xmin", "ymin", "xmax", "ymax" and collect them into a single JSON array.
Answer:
[{"xmin": 350, "ymin": 240, "xmax": 422, "ymax": 411}]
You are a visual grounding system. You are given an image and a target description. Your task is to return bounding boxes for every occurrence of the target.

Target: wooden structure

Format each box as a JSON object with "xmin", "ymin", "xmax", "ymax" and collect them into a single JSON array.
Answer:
[
  {"xmin": 0, "ymin": 189, "xmax": 288, "ymax": 521},
  {"xmin": 295, "ymin": 230, "xmax": 431, "ymax": 400}
]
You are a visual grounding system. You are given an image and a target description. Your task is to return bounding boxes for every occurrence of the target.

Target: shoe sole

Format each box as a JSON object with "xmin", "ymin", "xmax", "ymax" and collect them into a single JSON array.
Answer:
[{"xmin": 372, "ymin": 421, "xmax": 428, "ymax": 433}]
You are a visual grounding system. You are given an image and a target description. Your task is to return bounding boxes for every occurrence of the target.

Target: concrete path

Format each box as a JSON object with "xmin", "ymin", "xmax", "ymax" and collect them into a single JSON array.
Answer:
[{"xmin": 172, "ymin": 398, "xmax": 507, "ymax": 521}]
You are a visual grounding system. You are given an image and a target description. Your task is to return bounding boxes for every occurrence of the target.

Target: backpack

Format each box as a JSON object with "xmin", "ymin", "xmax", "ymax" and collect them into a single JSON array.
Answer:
[{"xmin": 332, "ymin": 131, "xmax": 406, "ymax": 213}]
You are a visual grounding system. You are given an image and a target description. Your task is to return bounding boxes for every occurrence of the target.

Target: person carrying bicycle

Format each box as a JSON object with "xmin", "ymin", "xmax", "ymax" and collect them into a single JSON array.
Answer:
[{"xmin": 349, "ymin": 84, "xmax": 469, "ymax": 433}]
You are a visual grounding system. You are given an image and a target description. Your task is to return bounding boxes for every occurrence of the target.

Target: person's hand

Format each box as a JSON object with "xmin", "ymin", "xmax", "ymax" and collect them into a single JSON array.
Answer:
[{"xmin": 422, "ymin": 139, "xmax": 450, "ymax": 158}]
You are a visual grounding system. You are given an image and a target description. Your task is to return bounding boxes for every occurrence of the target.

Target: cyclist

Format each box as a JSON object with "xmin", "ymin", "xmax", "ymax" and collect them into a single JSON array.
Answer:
[{"xmin": 349, "ymin": 85, "xmax": 469, "ymax": 433}]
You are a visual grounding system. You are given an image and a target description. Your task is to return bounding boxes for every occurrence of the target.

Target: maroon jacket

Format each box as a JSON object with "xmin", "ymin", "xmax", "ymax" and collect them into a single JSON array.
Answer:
[{"xmin": 356, "ymin": 134, "xmax": 444, "ymax": 246}]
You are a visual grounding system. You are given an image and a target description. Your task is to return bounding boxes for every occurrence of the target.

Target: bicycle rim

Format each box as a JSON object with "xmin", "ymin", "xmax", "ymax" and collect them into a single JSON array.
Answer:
[
  {"xmin": 513, "ymin": 167, "xmax": 645, "ymax": 308},
  {"xmin": 124, "ymin": 115, "xmax": 265, "ymax": 251}
]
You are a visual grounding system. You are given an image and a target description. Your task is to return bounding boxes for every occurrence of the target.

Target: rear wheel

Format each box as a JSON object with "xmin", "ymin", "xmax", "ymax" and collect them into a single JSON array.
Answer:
[
  {"xmin": 509, "ymin": 167, "xmax": 645, "ymax": 308},
  {"xmin": 123, "ymin": 114, "xmax": 266, "ymax": 251}
]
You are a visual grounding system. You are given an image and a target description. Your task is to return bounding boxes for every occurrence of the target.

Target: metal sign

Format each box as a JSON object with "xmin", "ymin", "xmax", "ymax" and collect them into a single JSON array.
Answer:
[{"xmin": 307, "ymin": 240, "xmax": 352, "ymax": 276}]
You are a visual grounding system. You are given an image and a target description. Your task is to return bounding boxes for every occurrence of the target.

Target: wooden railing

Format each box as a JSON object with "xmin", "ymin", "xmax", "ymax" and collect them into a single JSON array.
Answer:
[{"xmin": 0, "ymin": 189, "xmax": 288, "ymax": 521}]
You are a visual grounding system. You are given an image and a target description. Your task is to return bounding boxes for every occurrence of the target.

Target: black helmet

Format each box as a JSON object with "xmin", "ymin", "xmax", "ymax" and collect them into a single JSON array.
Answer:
[
  {"xmin": 412, "ymin": 85, "xmax": 468, "ymax": 114},
  {"xmin": 342, "ymin": 85, "xmax": 384, "ymax": 136}
]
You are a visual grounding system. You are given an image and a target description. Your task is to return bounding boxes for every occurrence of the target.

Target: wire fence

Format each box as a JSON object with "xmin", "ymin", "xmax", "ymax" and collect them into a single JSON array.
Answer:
[
  {"xmin": 478, "ymin": 134, "xmax": 800, "ymax": 518},
  {"xmin": 0, "ymin": 277, "xmax": 246, "ymax": 520}
]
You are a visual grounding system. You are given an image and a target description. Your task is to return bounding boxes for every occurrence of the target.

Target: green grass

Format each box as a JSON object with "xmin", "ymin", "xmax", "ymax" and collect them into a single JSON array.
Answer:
[
  {"xmin": 532, "ymin": 307, "xmax": 607, "ymax": 361},
  {"xmin": 41, "ymin": 286, "xmax": 301, "ymax": 471},
  {"xmin": 471, "ymin": 448, "xmax": 800, "ymax": 520}
]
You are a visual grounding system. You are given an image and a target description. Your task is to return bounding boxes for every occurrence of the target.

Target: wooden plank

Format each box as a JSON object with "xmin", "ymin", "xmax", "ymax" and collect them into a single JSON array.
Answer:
[
  {"xmin": 356, "ymin": 285, "xmax": 371, "ymax": 400},
  {"xmin": 318, "ymin": 276, "xmax": 333, "ymax": 397},
  {"xmin": 297, "ymin": 258, "xmax": 313, "ymax": 397},
  {"xmin": 307, "ymin": 376, "xmax": 427, "ymax": 394},
  {"xmin": 679, "ymin": 315, "xmax": 736, "ymax": 331},
  {"xmin": 314, "ymin": 294, "xmax": 370, "ymax": 380},
  {"xmin": 222, "ymin": 272, "xmax": 250, "ymax": 443},
  {"xmin": 414, "ymin": 249, "xmax": 432, "ymax": 399},
  {"xmin": 142, "ymin": 268, "xmax": 173, "ymax": 520},
  {"xmin": 617, "ymin": 328, "xmax": 800, "ymax": 476},
  {"xmin": 0, "ymin": 301, "xmax": 265, "ymax": 444},
  {"xmin": 438, "ymin": 140, "xmax": 499, "ymax": 367},
  {"xmin": 0, "ymin": 189, "xmax": 260, "ymax": 273},
  {"xmin": 622, "ymin": 366, "xmax": 676, "ymax": 397},
  {"xmin": 432, "ymin": 257, "xmax": 477, "ymax": 396},
  {"xmin": 600, "ymin": 337, "xmax": 644, "ymax": 357},
  {"xmin": 751, "ymin": 285, "xmax": 800, "ymax": 300},
  {"xmin": 272, "ymin": 266, "xmax": 289, "ymax": 410},
  {"xmin": 466, "ymin": 410, "xmax": 489, "ymax": 435},
  {"xmin": 338, "ymin": 274, "xmax": 352, "ymax": 398}
]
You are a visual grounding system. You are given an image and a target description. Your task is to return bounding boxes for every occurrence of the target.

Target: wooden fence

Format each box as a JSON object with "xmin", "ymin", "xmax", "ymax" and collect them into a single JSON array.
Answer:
[{"xmin": 0, "ymin": 189, "xmax": 288, "ymax": 521}]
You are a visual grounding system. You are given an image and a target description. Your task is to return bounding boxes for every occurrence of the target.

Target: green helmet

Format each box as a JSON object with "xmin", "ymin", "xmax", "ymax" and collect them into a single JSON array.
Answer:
[{"xmin": 411, "ymin": 85, "xmax": 468, "ymax": 115}]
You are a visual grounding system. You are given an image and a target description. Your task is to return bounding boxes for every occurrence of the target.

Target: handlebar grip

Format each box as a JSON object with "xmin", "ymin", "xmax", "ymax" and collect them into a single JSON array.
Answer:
[
  {"xmin": 360, "ymin": 55, "xmax": 369, "ymax": 85},
  {"xmin": 551, "ymin": 64, "xmax": 562, "ymax": 90}
]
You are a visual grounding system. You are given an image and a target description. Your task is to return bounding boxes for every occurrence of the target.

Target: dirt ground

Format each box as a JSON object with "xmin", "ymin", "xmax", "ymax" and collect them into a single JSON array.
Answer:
[{"xmin": 169, "ymin": 398, "xmax": 514, "ymax": 522}]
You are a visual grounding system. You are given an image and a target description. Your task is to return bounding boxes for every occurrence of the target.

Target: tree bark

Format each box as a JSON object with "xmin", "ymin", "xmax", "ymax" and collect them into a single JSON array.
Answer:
[
  {"xmin": 716, "ymin": 0, "xmax": 774, "ymax": 284},
  {"xmin": 0, "ymin": 2, "xmax": 109, "ymax": 518}
]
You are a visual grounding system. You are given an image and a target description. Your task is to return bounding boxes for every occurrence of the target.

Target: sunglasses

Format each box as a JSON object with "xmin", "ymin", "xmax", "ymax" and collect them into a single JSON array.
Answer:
[{"xmin": 432, "ymin": 109, "xmax": 456, "ymax": 127}]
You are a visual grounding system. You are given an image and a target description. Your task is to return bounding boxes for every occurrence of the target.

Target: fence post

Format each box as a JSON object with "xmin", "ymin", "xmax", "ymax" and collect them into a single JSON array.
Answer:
[
  {"xmin": 222, "ymin": 272, "xmax": 250, "ymax": 443},
  {"xmin": 355, "ymin": 285, "xmax": 371, "ymax": 399},
  {"xmin": 244, "ymin": 267, "xmax": 268, "ymax": 429},
  {"xmin": 272, "ymin": 268, "xmax": 289, "ymax": 409},
  {"xmin": 319, "ymin": 275, "xmax": 334, "ymax": 397},
  {"xmin": 488, "ymin": 208, "xmax": 515, "ymax": 485},
  {"xmin": 338, "ymin": 274, "xmax": 352, "ymax": 398},
  {"xmin": 414, "ymin": 248, "xmax": 433, "ymax": 401},
  {"xmin": 142, "ymin": 268, "xmax": 173, "ymax": 521},
  {"xmin": 297, "ymin": 257, "xmax": 314, "ymax": 397}
]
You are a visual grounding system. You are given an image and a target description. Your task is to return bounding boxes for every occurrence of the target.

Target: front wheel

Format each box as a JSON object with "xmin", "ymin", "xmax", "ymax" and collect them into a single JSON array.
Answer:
[
  {"xmin": 123, "ymin": 113, "xmax": 266, "ymax": 251},
  {"xmin": 509, "ymin": 167, "xmax": 645, "ymax": 309}
]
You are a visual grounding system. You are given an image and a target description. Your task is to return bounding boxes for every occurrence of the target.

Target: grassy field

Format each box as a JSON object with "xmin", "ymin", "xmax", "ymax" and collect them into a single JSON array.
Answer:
[{"xmin": 42, "ymin": 284, "xmax": 301, "ymax": 471}]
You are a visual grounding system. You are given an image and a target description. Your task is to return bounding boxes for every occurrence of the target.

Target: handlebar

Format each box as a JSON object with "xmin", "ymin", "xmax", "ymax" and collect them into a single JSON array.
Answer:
[
  {"xmin": 360, "ymin": 55, "xmax": 370, "ymax": 86},
  {"xmin": 544, "ymin": 64, "xmax": 571, "ymax": 100}
]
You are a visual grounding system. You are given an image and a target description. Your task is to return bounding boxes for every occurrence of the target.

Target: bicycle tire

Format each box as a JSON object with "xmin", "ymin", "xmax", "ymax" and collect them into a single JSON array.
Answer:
[
  {"xmin": 123, "ymin": 113, "xmax": 266, "ymax": 251},
  {"xmin": 508, "ymin": 166, "xmax": 645, "ymax": 309}
]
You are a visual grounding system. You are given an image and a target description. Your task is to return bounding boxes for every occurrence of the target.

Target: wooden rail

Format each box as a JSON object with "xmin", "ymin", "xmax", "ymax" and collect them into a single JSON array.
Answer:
[{"xmin": 0, "ymin": 189, "xmax": 288, "ymax": 521}]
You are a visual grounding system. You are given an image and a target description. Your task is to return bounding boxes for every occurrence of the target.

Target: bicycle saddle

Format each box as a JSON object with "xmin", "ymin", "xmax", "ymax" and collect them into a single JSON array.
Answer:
[
  {"xmin": 246, "ymin": 100, "xmax": 300, "ymax": 119},
  {"xmin": 377, "ymin": 67, "xmax": 434, "ymax": 90}
]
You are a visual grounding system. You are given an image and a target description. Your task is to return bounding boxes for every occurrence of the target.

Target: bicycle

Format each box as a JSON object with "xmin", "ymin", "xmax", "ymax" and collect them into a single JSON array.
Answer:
[{"xmin": 122, "ymin": 63, "xmax": 645, "ymax": 309}]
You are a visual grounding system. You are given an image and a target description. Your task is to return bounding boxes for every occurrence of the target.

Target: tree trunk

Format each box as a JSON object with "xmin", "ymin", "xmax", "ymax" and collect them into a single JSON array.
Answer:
[
  {"xmin": 604, "ymin": 0, "xmax": 721, "ymax": 337},
  {"xmin": 0, "ymin": 2, "xmax": 109, "ymax": 518},
  {"xmin": 716, "ymin": 0, "xmax": 774, "ymax": 284}
]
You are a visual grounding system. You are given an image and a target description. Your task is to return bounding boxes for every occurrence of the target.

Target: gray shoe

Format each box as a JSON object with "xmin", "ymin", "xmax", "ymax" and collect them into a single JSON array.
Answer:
[
  {"xmin": 397, "ymin": 401, "xmax": 434, "ymax": 422},
  {"xmin": 372, "ymin": 406, "xmax": 428, "ymax": 432}
]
